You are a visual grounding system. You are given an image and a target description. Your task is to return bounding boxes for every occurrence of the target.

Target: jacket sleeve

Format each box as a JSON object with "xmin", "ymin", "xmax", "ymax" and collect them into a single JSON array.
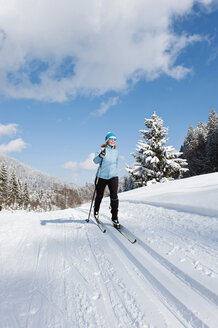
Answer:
[{"xmin": 93, "ymin": 149, "xmax": 101, "ymax": 164}]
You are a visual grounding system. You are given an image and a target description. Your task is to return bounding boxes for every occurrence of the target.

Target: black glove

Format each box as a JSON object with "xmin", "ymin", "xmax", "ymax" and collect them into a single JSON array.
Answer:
[{"xmin": 99, "ymin": 149, "xmax": 106, "ymax": 158}]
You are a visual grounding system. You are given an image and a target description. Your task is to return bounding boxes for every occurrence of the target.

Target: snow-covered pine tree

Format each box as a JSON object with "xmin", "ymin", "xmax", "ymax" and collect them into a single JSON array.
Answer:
[
  {"xmin": 0, "ymin": 163, "xmax": 8, "ymax": 204},
  {"xmin": 127, "ymin": 112, "xmax": 188, "ymax": 186},
  {"xmin": 121, "ymin": 175, "xmax": 137, "ymax": 191},
  {"xmin": 182, "ymin": 122, "xmax": 208, "ymax": 176},
  {"xmin": 23, "ymin": 183, "xmax": 30, "ymax": 209},
  {"xmin": 194, "ymin": 122, "xmax": 208, "ymax": 174},
  {"xmin": 180, "ymin": 125, "xmax": 195, "ymax": 176},
  {"xmin": 8, "ymin": 171, "xmax": 20, "ymax": 208},
  {"xmin": 206, "ymin": 108, "xmax": 218, "ymax": 172},
  {"xmin": 17, "ymin": 178, "xmax": 24, "ymax": 208},
  {"xmin": 180, "ymin": 125, "xmax": 194, "ymax": 159},
  {"xmin": 181, "ymin": 108, "xmax": 218, "ymax": 176}
]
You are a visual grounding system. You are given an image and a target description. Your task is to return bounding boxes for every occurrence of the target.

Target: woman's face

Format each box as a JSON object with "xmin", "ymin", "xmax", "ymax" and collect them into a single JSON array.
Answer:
[{"xmin": 107, "ymin": 137, "xmax": 116, "ymax": 146}]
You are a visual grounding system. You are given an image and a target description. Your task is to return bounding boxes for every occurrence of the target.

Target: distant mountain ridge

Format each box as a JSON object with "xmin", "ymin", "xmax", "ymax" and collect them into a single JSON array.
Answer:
[{"xmin": 0, "ymin": 153, "xmax": 78, "ymax": 191}]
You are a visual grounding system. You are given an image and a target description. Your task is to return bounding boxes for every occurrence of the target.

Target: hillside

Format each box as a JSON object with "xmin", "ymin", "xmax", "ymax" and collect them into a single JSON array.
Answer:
[
  {"xmin": 0, "ymin": 173, "xmax": 218, "ymax": 327},
  {"xmin": 0, "ymin": 153, "xmax": 77, "ymax": 191}
]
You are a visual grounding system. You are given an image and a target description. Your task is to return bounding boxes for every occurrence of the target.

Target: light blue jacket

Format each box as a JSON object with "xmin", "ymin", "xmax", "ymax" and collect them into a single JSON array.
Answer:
[{"xmin": 93, "ymin": 144, "xmax": 118, "ymax": 180}]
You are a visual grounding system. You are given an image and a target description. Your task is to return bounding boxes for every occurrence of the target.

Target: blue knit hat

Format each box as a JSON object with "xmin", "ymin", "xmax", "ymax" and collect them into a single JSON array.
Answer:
[{"xmin": 105, "ymin": 132, "xmax": 116, "ymax": 142}]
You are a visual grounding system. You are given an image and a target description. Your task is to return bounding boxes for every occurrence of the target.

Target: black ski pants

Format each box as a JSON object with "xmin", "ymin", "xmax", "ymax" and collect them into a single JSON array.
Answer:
[{"xmin": 94, "ymin": 176, "xmax": 119, "ymax": 219}]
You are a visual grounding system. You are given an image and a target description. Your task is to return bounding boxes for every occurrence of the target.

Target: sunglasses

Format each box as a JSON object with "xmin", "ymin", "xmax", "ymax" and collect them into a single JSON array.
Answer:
[{"xmin": 108, "ymin": 137, "xmax": 117, "ymax": 141}]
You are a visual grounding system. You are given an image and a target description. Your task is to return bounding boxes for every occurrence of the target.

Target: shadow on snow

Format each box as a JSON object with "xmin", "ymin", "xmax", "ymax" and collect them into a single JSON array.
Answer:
[{"xmin": 40, "ymin": 218, "xmax": 90, "ymax": 226}]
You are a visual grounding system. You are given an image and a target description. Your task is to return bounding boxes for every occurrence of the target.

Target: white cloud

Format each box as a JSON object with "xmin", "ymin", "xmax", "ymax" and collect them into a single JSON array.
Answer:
[
  {"xmin": 80, "ymin": 153, "xmax": 97, "ymax": 170},
  {"xmin": 91, "ymin": 96, "xmax": 119, "ymax": 116},
  {"xmin": 62, "ymin": 153, "xmax": 96, "ymax": 172},
  {"xmin": 0, "ymin": 0, "xmax": 214, "ymax": 102},
  {"xmin": 0, "ymin": 123, "xmax": 18, "ymax": 137},
  {"xmin": 0, "ymin": 122, "xmax": 27, "ymax": 154},
  {"xmin": 62, "ymin": 161, "xmax": 78, "ymax": 170},
  {"xmin": 0, "ymin": 138, "xmax": 27, "ymax": 153},
  {"xmin": 207, "ymin": 46, "xmax": 218, "ymax": 64}
]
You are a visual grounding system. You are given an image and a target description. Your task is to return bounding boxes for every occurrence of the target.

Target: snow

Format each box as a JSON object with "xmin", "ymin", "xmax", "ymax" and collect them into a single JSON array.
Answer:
[
  {"xmin": 0, "ymin": 172, "xmax": 218, "ymax": 327},
  {"xmin": 0, "ymin": 153, "xmax": 78, "ymax": 191}
]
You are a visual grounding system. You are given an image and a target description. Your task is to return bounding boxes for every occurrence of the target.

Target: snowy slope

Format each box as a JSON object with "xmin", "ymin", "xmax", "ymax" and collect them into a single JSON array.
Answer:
[
  {"xmin": 0, "ymin": 173, "xmax": 218, "ymax": 328},
  {"xmin": 0, "ymin": 153, "xmax": 78, "ymax": 191}
]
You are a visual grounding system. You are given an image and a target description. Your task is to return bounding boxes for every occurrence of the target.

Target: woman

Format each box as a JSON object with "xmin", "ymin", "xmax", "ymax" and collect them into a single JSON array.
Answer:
[{"xmin": 93, "ymin": 132, "xmax": 119, "ymax": 228}]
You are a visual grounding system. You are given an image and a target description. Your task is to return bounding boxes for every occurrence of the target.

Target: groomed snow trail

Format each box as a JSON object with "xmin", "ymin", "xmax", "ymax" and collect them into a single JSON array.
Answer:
[{"xmin": 0, "ymin": 173, "xmax": 218, "ymax": 328}]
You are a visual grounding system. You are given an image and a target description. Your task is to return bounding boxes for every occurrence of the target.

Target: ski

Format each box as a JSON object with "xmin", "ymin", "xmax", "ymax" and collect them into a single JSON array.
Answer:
[
  {"xmin": 95, "ymin": 219, "xmax": 106, "ymax": 233},
  {"xmin": 86, "ymin": 217, "xmax": 106, "ymax": 233},
  {"xmin": 113, "ymin": 224, "xmax": 136, "ymax": 244}
]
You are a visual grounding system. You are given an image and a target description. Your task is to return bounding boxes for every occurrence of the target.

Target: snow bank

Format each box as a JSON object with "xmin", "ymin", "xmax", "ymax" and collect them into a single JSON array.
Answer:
[{"xmin": 120, "ymin": 172, "xmax": 218, "ymax": 218}]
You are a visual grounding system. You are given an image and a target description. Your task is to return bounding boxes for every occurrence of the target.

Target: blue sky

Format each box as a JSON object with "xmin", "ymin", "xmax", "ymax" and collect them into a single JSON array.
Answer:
[{"xmin": 0, "ymin": 0, "xmax": 218, "ymax": 186}]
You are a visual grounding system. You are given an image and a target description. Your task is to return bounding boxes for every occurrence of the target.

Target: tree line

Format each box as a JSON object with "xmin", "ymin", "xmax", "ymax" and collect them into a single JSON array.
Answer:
[
  {"xmin": 180, "ymin": 108, "xmax": 217, "ymax": 176},
  {"xmin": 0, "ymin": 162, "xmax": 94, "ymax": 211},
  {"xmin": 122, "ymin": 108, "xmax": 217, "ymax": 191},
  {"xmin": 0, "ymin": 163, "xmax": 30, "ymax": 210}
]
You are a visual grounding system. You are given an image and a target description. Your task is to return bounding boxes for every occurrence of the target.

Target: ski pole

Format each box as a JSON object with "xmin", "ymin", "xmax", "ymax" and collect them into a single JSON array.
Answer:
[{"xmin": 86, "ymin": 157, "xmax": 104, "ymax": 222}]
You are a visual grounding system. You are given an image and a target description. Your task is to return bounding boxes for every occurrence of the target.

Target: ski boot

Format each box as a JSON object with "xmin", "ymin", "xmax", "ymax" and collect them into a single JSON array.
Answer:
[
  {"xmin": 112, "ymin": 218, "xmax": 120, "ymax": 229},
  {"xmin": 94, "ymin": 211, "xmax": 100, "ymax": 223}
]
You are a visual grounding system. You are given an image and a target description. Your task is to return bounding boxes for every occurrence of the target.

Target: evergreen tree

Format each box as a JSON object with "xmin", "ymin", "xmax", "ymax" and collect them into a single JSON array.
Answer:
[
  {"xmin": 0, "ymin": 163, "xmax": 8, "ymax": 204},
  {"xmin": 127, "ymin": 112, "xmax": 188, "ymax": 186},
  {"xmin": 17, "ymin": 179, "xmax": 24, "ymax": 208},
  {"xmin": 8, "ymin": 171, "xmax": 20, "ymax": 207},
  {"xmin": 23, "ymin": 183, "xmax": 30, "ymax": 209},
  {"xmin": 193, "ymin": 122, "xmax": 208, "ymax": 174},
  {"xmin": 206, "ymin": 109, "xmax": 218, "ymax": 172},
  {"xmin": 181, "ymin": 108, "xmax": 218, "ymax": 176},
  {"xmin": 182, "ymin": 122, "xmax": 207, "ymax": 176},
  {"xmin": 181, "ymin": 125, "xmax": 195, "ymax": 155},
  {"xmin": 180, "ymin": 125, "xmax": 195, "ymax": 176},
  {"xmin": 121, "ymin": 175, "xmax": 137, "ymax": 191}
]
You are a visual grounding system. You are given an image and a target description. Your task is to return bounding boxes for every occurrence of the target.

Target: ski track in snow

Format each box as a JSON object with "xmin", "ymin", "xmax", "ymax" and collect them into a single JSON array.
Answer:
[
  {"xmin": 1, "ymin": 175, "xmax": 218, "ymax": 328},
  {"xmin": 118, "ymin": 203, "xmax": 218, "ymax": 305}
]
